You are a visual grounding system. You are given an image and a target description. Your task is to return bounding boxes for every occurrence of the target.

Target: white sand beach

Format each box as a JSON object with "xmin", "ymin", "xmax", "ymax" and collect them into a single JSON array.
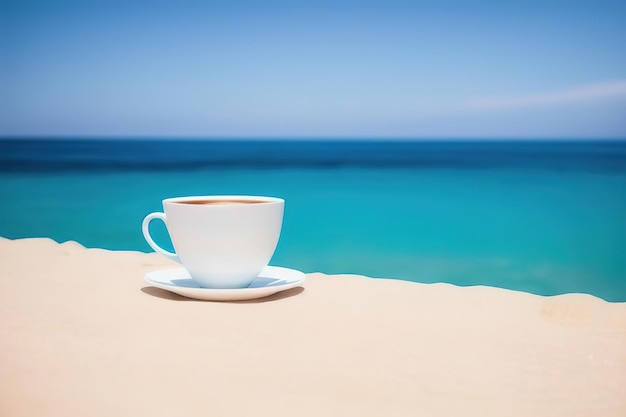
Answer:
[{"xmin": 1, "ymin": 237, "xmax": 625, "ymax": 417}]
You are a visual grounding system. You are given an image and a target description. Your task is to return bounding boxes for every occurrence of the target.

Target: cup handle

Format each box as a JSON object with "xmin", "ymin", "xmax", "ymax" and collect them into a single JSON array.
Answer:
[{"xmin": 142, "ymin": 212, "xmax": 181, "ymax": 263}]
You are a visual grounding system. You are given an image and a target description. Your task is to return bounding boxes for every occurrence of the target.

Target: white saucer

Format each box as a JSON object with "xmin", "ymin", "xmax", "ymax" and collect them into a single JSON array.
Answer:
[{"xmin": 144, "ymin": 266, "xmax": 305, "ymax": 301}]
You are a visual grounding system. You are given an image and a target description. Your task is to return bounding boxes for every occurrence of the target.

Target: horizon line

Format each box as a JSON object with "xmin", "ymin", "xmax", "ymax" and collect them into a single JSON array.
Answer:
[{"xmin": 2, "ymin": 136, "xmax": 626, "ymax": 142}]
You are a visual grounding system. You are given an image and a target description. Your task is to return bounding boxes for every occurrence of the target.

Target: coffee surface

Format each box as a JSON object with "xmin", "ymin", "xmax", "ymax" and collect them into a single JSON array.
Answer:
[{"xmin": 177, "ymin": 199, "xmax": 267, "ymax": 205}]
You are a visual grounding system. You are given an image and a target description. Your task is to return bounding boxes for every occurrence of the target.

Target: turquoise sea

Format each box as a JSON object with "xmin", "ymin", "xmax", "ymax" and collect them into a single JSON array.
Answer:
[{"xmin": 1, "ymin": 139, "xmax": 625, "ymax": 301}]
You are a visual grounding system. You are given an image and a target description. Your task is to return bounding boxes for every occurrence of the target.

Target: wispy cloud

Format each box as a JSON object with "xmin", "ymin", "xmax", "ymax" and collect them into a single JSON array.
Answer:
[{"xmin": 468, "ymin": 80, "xmax": 626, "ymax": 110}]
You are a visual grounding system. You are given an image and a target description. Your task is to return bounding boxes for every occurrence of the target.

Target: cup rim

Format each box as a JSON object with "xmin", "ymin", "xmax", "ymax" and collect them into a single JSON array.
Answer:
[{"xmin": 163, "ymin": 195, "xmax": 284, "ymax": 205}]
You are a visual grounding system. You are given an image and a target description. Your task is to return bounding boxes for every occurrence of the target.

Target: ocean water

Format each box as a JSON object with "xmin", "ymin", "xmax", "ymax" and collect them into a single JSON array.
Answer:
[{"xmin": 1, "ymin": 139, "xmax": 625, "ymax": 301}]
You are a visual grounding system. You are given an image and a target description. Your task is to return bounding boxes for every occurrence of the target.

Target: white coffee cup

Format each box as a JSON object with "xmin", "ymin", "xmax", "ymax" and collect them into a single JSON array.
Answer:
[{"xmin": 142, "ymin": 195, "xmax": 284, "ymax": 289}]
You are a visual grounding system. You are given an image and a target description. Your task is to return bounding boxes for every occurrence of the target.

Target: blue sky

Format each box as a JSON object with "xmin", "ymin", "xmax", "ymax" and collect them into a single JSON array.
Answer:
[{"xmin": 1, "ymin": 0, "xmax": 625, "ymax": 138}]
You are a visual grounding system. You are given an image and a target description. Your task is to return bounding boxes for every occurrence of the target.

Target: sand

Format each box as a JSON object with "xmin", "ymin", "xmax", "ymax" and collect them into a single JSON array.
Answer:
[{"xmin": 1, "ymin": 237, "xmax": 625, "ymax": 417}]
